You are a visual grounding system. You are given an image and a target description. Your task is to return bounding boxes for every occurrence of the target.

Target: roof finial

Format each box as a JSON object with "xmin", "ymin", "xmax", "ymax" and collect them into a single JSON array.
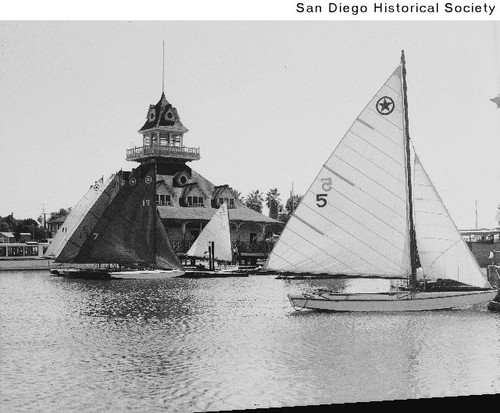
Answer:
[{"xmin": 162, "ymin": 40, "xmax": 165, "ymax": 95}]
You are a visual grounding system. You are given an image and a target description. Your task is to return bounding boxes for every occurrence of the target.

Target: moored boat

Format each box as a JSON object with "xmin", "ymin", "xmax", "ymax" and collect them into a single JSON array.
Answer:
[
  {"xmin": 181, "ymin": 202, "xmax": 249, "ymax": 278},
  {"xmin": 45, "ymin": 163, "xmax": 183, "ymax": 279}
]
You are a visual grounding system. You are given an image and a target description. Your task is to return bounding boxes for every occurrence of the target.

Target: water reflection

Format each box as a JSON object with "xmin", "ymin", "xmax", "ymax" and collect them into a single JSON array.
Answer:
[{"xmin": 1, "ymin": 271, "xmax": 500, "ymax": 412}]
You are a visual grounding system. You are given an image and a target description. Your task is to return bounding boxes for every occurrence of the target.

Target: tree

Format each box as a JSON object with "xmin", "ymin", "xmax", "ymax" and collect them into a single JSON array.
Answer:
[
  {"xmin": 265, "ymin": 188, "xmax": 282, "ymax": 220},
  {"xmin": 279, "ymin": 194, "xmax": 303, "ymax": 223},
  {"xmin": 0, "ymin": 213, "xmax": 17, "ymax": 232},
  {"xmin": 0, "ymin": 222, "xmax": 11, "ymax": 232},
  {"xmin": 230, "ymin": 188, "xmax": 245, "ymax": 203},
  {"xmin": 245, "ymin": 190, "xmax": 264, "ymax": 213},
  {"xmin": 50, "ymin": 208, "xmax": 70, "ymax": 221}
]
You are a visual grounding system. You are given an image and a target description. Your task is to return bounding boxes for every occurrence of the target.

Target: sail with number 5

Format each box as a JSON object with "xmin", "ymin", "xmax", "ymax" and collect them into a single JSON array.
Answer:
[
  {"xmin": 265, "ymin": 66, "xmax": 411, "ymax": 278},
  {"xmin": 268, "ymin": 51, "xmax": 497, "ymax": 311}
]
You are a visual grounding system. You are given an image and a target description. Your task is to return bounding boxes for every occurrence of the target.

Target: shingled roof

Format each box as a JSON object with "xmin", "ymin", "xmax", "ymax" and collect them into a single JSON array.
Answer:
[
  {"xmin": 139, "ymin": 92, "xmax": 188, "ymax": 133},
  {"xmin": 157, "ymin": 204, "xmax": 281, "ymax": 224}
]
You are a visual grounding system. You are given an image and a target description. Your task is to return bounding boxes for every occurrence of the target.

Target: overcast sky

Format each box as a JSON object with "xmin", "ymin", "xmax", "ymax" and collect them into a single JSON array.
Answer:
[{"xmin": 1, "ymin": 19, "xmax": 499, "ymax": 228}]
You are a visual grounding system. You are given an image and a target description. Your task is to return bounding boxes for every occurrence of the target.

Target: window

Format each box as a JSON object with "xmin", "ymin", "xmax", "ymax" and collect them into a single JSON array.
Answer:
[
  {"xmin": 156, "ymin": 194, "xmax": 172, "ymax": 206},
  {"xmin": 218, "ymin": 197, "xmax": 235, "ymax": 208},
  {"xmin": 25, "ymin": 246, "xmax": 38, "ymax": 256},
  {"xmin": 144, "ymin": 135, "xmax": 150, "ymax": 146},
  {"xmin": 186, "ymin": 196, "xmax": 204, "ymax": 207},
  {"xmin": 171, "ymin": 135, "xmax": 181, "ymax": 147}
]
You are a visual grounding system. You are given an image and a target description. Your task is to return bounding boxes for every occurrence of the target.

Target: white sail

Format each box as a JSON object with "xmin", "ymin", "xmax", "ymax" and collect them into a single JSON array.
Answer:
[
  {"xmin": 265, "ymin": 66, "xmax": 411, "ymax": 277},
  {"xmin": 44, "ymin": 175, "xmax": 112, "ymax": 259},
  {"xmin": 413, "ymin": 156, "xmax": 489, "ymax": 288},
  {"xmin": 186, "ymin": 202, "xmax": 232, "ymax": 262}
]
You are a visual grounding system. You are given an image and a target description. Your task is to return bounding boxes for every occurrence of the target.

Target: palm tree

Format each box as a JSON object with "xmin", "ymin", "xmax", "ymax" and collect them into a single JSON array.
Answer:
[
  {"xmin": 265, "ymin": 188, "xmax": 282, "ymax": 220},
  {"xmin": 245, "ymin": 190, "xmax": 264, "ymax": 213},
  {"xmin": 279, "ymin": 194, "xmax": 303, "ymax": 223}
]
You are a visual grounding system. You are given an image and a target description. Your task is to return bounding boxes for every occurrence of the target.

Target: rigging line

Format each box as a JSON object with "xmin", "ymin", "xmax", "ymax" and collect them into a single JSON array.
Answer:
[
  {"xmin": 339, "ymin": 140, "xmax": 405, "ymax": 182},
  {"xmin": 320, "ymin": 168, "xmax": 407, "ymax": 222},
  {"xmin": 309, "ymin": 187, "xmax": 407, "ymax": 245},
  {"xmin": 301, "ymin": 200, "xmax": 406, "ymax": 270},
  {"xmin": 283, "ymin": 225, "xmax": 359, "ymax": 272},
  {"xmin": 354, "ymin": 117, "xmax": 405, "ymax": 151},
  {"xmin": 330, "ymin": 154, "xmax": 407, "ymax": 204}
]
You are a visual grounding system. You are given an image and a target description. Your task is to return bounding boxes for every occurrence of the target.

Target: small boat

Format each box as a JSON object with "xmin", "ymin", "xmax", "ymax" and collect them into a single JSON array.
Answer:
[
  {"xmin": 49, "ymin": 267, "xmax": 112, "ymax": 280},
  {"xmin": 486, "ymin": 265, "xmax": 500, "ymax": 311},
  {"xmin": 45, "ymin": 163, "xmax": 183, "ymax": 279},
  {"xmin": 180, "ymin": 203, "xmax": 249, "ymax": 278},
  {"xmin": 265, "ymin": 51, "xmax": 498, "ymax": 312}
]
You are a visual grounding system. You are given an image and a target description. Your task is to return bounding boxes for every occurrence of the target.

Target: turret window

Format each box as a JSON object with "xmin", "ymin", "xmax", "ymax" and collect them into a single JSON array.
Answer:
[{"xmin": 171, "ymin": 135, "xmax": 181, "ymax": 147}]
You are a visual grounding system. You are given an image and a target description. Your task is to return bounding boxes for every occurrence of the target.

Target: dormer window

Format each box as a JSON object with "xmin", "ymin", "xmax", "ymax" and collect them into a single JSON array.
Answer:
[
  {"xmin": 218, "ymin": 197, "xmax": 235, "ymax": 208},
  {"xmin": 156, "ymin": 194, "xmax": 172, "ymax": 206},
  {"xmin": 186, "ymin": 196, "xmax": 204, "ymax": 207},
  {"xmin": 148, "ymin": 110, "xmax": 156, "ymax": 122}
]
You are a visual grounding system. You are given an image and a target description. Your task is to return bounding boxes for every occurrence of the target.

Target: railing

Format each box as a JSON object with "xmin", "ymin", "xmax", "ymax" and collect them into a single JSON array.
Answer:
[{"xmin": 126, "ymin": 145, "xmax": 201, "ymax": 161}]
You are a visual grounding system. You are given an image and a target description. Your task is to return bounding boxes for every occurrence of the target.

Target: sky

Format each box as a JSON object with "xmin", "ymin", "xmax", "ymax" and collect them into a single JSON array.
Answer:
[{"xmin": 1, "ymin": 9, "xmax": 499, "ymax": 229}]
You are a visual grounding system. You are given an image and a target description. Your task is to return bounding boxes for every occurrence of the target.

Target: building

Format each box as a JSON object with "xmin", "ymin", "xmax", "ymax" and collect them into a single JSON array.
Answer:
[
  {"xmin": 46, "ymin": 215, "xmax": 66, "ymax": 238},
  {"xmin": 0, "ymin": 232, "xmax": 16, "ymax": 243},
  {"xmin": 126, "ymin": 91, "xmax": 283, "ymax": 263}
]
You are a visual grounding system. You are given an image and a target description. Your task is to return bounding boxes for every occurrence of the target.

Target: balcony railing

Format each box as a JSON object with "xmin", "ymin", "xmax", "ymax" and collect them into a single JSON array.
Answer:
[{"xmin": 126, "ymin": 145, "xmax": 201, "ymax": 162}]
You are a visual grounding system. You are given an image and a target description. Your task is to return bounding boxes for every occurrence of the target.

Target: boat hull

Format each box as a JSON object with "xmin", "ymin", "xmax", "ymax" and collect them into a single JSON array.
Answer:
[
  {"xmin": 110, "ymin": 270, "xmax": 183, "ymax": 280},
  {"xmin": 288, "ymin": 290, "xmax": 498, "ymax": 312},
  {"xmin": 180, "ymin": 269, "xmax": 250, "ymax": 278},
  {"xmin": 49, "ymin": 268, "xmax": 111, "ymax": 280}
]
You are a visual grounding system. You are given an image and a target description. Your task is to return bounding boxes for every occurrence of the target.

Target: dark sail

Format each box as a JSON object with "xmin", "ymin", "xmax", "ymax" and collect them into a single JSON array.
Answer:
[{"xmin": 73, "ymin": 163, "xmax": 182, "ymax": 270}]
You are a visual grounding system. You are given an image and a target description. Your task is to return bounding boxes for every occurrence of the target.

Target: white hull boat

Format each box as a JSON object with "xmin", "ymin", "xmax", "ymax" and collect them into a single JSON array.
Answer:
[
  {"xmin": 264, "ymin": 51, "xmax": 498, "ymax": 312},
  {"xmin": 111, "ymin": 269, "xmax": 184, "ymax": 279},
  {"xmin": 289, "ymin": 290, "xmax": 498, "ymax": 312}
]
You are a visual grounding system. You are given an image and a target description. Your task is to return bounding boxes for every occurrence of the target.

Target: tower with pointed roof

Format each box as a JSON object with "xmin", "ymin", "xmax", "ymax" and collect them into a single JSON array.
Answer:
[
  {"xmin": 126, "ymin": 92, "xmax": 200, "ymax": 164},
  {"xmin": 125, "ymin": 88, "xmax": 283, "ymax": 265}
]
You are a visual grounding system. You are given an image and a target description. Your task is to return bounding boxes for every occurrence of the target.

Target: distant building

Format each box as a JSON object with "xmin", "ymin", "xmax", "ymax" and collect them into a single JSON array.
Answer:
[
  {"xmin": 47, "ymin": 216, "xmax": 66, "ymax": 237},
  {"xmin": 0, "ymin": 232, "xmax": 15, "ymax": 243},
  {"xmin": 126, "ymin": 91, "xmax": 283, "ymax": 261}
]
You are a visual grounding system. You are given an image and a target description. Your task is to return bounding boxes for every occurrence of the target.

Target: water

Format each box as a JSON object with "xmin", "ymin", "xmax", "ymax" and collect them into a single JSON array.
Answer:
[{"xmin": 1, "ymin": 271, "xmax": 500, "ymax": 412}]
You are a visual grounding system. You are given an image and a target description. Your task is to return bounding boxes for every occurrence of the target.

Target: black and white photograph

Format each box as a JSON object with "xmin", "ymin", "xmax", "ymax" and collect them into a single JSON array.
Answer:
[{"xmin": 1, "ymin": 2, "xmax": 500, "ymax": 412}]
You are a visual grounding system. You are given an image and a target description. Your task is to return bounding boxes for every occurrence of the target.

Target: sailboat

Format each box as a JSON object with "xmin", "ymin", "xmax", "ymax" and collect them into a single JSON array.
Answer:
[
  {"xmin": 181, "ymin": 202, "xmax": 250, "ymax": 278},
  {"xmin": 45, "ymin": 163, "xmax": 183, "ymax": 279},
  {"xmin": 264, "ymin": 51, "xmax": 498, "ymax": 312}
]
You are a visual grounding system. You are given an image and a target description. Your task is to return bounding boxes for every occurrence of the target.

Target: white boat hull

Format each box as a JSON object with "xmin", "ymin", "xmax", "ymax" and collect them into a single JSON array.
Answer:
[
  {"xmin": 288, "ymin": 290, "xmax": 498, "ymax": 312},
  {"xmin": 110, "ymin": 270, "xmax": 183, "ymax": 280}
]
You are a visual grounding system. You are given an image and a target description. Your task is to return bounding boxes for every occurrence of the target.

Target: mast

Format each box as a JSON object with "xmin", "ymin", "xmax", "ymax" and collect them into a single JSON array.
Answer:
[
  {"xmin": 153, "ymin": 161, "xmax": 158, "ymax": 268},
  {"xmin": 401, "ymin": 50, "xmax": 419, "ymax": 290}
]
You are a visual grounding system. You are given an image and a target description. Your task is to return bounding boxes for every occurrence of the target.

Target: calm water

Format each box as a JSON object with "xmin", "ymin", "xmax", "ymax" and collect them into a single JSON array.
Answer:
[{"xmin": 1, "ymin": 271, "xmax": 500, "ymax": 412}]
